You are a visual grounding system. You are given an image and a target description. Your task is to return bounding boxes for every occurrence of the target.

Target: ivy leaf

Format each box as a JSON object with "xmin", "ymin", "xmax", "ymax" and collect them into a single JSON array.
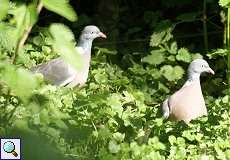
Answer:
[
  {"xmin": 142, "ymin": 50, "xmax": 165, "ymax": 65},
  {"xmin": 176, "ymin": 48, "xmax": 192, "ymax": 63},
  {"xmin": 0, "ymin": 0, "xmax": 9, "ymax": 20},
  {"xmin": 42, "ymin": 0, "xmax": 77, "ymax": 21}
]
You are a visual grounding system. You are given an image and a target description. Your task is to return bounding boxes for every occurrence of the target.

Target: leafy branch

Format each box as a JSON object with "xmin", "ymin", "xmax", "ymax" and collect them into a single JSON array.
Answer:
[{"xmin": 13, "ymin": 0, "xmax": 43, "ymax": 64}]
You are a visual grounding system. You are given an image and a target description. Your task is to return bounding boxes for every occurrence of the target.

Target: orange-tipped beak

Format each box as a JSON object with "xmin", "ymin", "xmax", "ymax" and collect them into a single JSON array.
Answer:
[
  {"xmin": 98, "ymin": 32, "xmax": 107, "ymax": 38},
  {"xmin": 208, "ymin": 68, "xmax": 215, "ymax": 75}
]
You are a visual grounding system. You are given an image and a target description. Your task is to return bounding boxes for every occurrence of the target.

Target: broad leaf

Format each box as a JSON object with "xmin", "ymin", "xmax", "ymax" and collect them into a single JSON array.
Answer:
[
  {"xmin": 0, "ymin": 0, "xmax": 9, "ymax": 20},
  {"xmin": 42, "ymin": 0, "xmax": 77, "ymax": 21},
  {"xmin": 49, "ymin": 23, "xmax": 83, "ymax": 70},
  {"xmin": 219, "ymin": 0, "xmax": 230, "ymax": 7},
  {"xmin": 0, "ymin": 63, "xmax": 38, "ymax": 101},
  {"xmin": 176, "ymin": 48, "xmax": 192, "ymax": 63},
  {"xmin": 142, "ymin": 50, "xmax": 165, "ymax": 65},
  {"xmin": 160, "ymin": 65, "xmax": 185, "ymax": 81}
]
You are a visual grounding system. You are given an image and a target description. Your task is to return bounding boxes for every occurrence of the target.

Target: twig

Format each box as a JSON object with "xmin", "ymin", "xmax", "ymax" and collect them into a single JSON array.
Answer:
[{"xmin": 13, "ymin": 0, "xmax": 43, "ymax": 64}]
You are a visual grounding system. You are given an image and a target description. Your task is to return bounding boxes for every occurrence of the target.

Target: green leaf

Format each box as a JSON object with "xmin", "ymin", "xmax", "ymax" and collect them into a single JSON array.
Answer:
[
  {"xmin": 150, "ymin": 20, "xmax": 175, "ymax": 47},
  {"xmin": 176, "ymin": 48, "xmax": 192, "ymax": 63},
  {"xmin": 219, "ymin": 0, "xmax": 230, "ymax": 7},
  {"xmin": 49, "ymin": 23, "xmax": 83, "ymax": 70},
  {"xmin": 173, "ymin": 66, "xmax": 185, "ymax": 80},
  {"xmin": 142, "ymin": 50, "xmax": 165, "ymax": 65},
  {"xmin": 158, "ymin": 82, "xmax": 170, "ymax": 93},
  {"xmin": 176, "ymin": 12, "xmax": 199, "ymax": 22},
  {"xmin": 192, "ymin": 53, "xmax": 203, "ymax": 60},
  {"xmin": 42, "ymin": 0, "xmax": 77, "ymax": 21},
  {"xmin": 150, "ymin": 31, "xmax": 166, "ymax": 47},
  {"xmin": 11, "ymin": 4, "xmax": 27, "ymax": 38},
  {"xmin": 107, "ymin": 94, "xmax": 123, "ymax": 117},
  {"xmin": 95, "ymin": 46, "xmax": 118, "ymax": 55},
  {"xmin": 169, "ymin": 135, "xmax": 176, "ymax": 145},
  {"xmin": 160, "ymin": 65, "xmax": 185, "ymax": 81},
  {"xmin": 222, "ymin": 95, "xmax": 229, "ymax": 103},
  {"xmin": 108, "ymin": 140, "xmax": 120, "ymax": 154},
  {"xmin": 27, "ymin": 2, "xmax": 38, "ymax": 26},
  {"xmin": 0, "ymin": 23, "xmax": 17, "ymax": 50},
  {"xmin": 207, "ymin": 49, "xmax": 228, "ymax": 59},
  {"xmin": 169, "ymin": 42, "xmax": 178, "ymax": 54},
  {"xmin": 0, "ymin": 0, "xmax": 9, "ymax": 20},
  {"xmin": 1, "ymin": 63, "xmax": 38, "ymax": 101},
  {"xmin": 113, "ymin": 132, "xmax": 125, "ymax": 142}
]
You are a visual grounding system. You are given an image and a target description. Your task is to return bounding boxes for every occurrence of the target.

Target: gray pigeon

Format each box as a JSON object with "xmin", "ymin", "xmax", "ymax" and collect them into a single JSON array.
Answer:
[
  {"xmin": 162, "ymin": 59, "xmax": 215, "ymax": 123},
  {"xmin": 31, "ymin": 25, "xmax": 106, "ymax": 87}
]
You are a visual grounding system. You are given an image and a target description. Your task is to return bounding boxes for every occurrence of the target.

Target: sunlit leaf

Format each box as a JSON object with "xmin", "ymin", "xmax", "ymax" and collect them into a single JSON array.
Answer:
[
  {"xmin": 108, "ymin": 140, "xmax": 120, "ymax": 153},
  {"xmin": 160, "ymin": 65, "xmax": 184, "ymax": 81},
  {"xmin": 42, "ymin": 0, "xmax": 77, "ymax": 21},
  {"xmin": 219, "ymin": 0, "xmax": 230, "ymax": 7},
  {"xmin": 176, "ymin": 48, "xmax": 192, "ymax": 63},
  {"xmin": 0, "ymin": 0, "xmax": 9, "ymax": 20},
  {"xmin": 0, "ymin": 63, "xmax": 38, "ymax": 101},
  {"xmin": 150, "ymin": 20, "xmax": 175, "ymax": 47},
  {"xmin": 142, "ymin": 50, "xmax": 165, "ymax": 65},
  {"xmin": 49, "ymin": 23, "xmax": 83, "ymax": 70}
]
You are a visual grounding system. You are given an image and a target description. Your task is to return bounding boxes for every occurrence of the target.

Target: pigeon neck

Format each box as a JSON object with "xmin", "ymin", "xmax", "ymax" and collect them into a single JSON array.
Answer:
[
  {"xmin": 186, "ymin": 71, "xmax": 201, "ymax": 84},
  {"xmin": 77, "ymin": 38, "xmax": 93, "ymax": 54},
  {"xmin": 183, "ymin": 70, "xmax": 201, "ymax": 87}
]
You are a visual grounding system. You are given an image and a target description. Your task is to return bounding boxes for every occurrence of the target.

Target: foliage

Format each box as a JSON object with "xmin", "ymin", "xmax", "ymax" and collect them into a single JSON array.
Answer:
[{"xmin": 0, "ymin": 0, "xmax": 229, "ymax": 160}]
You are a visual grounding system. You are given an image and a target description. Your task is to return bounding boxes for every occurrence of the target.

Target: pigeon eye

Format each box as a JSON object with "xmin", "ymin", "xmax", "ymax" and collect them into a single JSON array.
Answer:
[
  {"xmin": 91, "ymin": 32, "xmax": 94, "ymax": 34},
  {"xmin": 201, "ymin": 65, "xmax": 204, "ymax": 67}
]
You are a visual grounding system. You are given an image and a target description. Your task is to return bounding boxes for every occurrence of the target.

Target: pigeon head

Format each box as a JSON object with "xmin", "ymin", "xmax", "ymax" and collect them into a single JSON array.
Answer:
[
  {"xmin": 188, "ymin": 59, "xmax": 215, "ymax": 76},
  {"xmin": 80, "ymin": 25, "xmax": 106, "ymax": 41}
]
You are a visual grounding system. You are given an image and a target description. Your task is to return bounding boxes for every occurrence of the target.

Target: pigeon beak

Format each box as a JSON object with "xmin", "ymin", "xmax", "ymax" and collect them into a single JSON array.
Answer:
[
  {"xmin": 98, "ymin": 32, "xmax": 107, "ymax": 38},
  {"xmin": 207, "ymin": 68, "xmax": 215, "ymax": 75}
]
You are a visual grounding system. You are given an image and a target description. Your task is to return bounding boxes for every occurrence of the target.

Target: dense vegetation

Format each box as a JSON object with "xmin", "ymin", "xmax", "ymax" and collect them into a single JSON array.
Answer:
[{"xmin": 0, "ymin": 0, "xmax": 229, "ymax": 159}]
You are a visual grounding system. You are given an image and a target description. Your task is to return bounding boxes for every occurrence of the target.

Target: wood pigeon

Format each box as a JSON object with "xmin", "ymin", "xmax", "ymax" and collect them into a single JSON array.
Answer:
[
  {"xmin": 31, "ymin": 25, "xmax": 106, "ymax": 87},
  {"xmin": 162, "ymin": 59, "xmax": 215, "ymax": 123}
]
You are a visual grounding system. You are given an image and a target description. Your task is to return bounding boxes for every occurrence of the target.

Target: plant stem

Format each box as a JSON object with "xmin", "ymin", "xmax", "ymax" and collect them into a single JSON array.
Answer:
[
  {"xmin": 203, "ymin": 0, "xmax": 208, "ymax": 53},
  {"xmin": 13, "ymin": 0, "xmax": 43, "ymax": 64},
  {"xmin": 228, "ymin": 9, "xmax": 230, "ymax": 88},
  {"xmin": 228, "ymin": 8, "xmax": 230, "ymax": 46}
]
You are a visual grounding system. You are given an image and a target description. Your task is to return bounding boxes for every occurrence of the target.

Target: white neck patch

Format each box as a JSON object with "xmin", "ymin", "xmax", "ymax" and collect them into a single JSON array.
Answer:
[{"xmin": 75, "ymin": 46, "xmax": 85, "ymax": 55}]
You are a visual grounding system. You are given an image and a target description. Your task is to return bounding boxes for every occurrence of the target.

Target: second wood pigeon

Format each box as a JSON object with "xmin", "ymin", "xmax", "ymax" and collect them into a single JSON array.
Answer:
[
  {"xmin": 31, "ymin": 25, "xmax": 106, "ymax": 87},
  {"xmin": 162, "ymin": 59, "xmax": 215, "ymax": 123}
]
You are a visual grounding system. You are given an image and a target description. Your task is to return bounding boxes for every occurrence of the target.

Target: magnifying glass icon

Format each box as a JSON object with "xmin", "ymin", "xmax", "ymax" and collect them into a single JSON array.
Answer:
[{"xmin": 3, "ymin": 141, "xmax": 18, "ymax": 157}]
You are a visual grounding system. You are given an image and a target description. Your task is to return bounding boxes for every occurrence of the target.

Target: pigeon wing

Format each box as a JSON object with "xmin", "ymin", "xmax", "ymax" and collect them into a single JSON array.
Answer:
[{"xmin": 31, "ymin": 57, "xmax": 75, "ymax": 86}]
